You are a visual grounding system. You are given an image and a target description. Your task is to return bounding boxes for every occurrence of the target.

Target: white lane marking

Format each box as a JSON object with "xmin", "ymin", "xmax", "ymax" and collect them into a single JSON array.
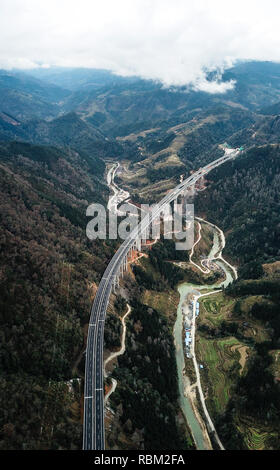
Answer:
[{"xmin": 83, "ymin": 150, "xmax": 240, "ymax": 449}]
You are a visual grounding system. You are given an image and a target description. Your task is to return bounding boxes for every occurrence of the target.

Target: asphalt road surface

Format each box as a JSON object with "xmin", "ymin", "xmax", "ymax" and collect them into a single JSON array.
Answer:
[{"xmin": 83, "ymin": 148, "xmax": 240, "ymax": 450}]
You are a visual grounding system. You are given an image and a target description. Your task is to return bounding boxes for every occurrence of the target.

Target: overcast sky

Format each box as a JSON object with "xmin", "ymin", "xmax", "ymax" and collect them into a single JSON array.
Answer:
[{"xmin": 0, "ymin": 0, "xmax": 280, "ymax": 92}]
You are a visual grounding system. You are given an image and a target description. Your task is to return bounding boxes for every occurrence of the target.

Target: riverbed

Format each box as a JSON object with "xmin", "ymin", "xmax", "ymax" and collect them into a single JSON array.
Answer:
[{"xmin": 173, "ymin": 219, "xmax": 236, "ymax": 449}]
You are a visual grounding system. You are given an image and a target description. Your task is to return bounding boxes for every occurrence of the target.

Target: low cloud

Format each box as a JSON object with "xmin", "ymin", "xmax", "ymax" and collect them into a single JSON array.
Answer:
[
  {"xmin": 193, "ymin": 78, "xmax": 236, "ymax": 94},
  {"xmin": 0, "ymin": 0, "xmax": 280, "ymax": 92}
]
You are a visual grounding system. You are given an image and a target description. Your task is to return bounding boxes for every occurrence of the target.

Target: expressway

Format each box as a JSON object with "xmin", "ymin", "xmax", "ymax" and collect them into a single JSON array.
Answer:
[{"xmin": 83, "ymin": 148, "xmax": 240, "ymax": 450}]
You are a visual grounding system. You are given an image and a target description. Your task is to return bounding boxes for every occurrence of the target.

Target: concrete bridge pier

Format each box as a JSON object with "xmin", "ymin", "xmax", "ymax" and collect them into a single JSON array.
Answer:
[
  {"xmin": 113, "ymin": 274, "xmax": 120, "ymax": 293},
  {"xmin": 124, "ymin": 255, "xmax": 128, "ymax": 271},
  {"xmin": 142, "ymin": 227, "xmax": 149, "ymax": 244}
]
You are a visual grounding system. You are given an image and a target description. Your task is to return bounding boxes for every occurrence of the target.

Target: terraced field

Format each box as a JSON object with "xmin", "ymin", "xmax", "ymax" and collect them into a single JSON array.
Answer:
[
  {"xmin": 196, "ymin": 336, "xmax": 247, "ymax": 415},
  {"xmin": 196, "ymin": 287, "xmax": 280, "ymax": 449},
  {"xmin": 199, "ymin": 292, "xmax": 234, "ymax": 328},
  {"xmin": 118, "ymin": 160, "xmax": 177, "ymax": 203},
  {"xmin": 237, "ymin": 416, "xmax": 276, "ymax": 450},
  {"xmin": 199, "ymin": 293, "xmax": 270, "ymax": 343}
]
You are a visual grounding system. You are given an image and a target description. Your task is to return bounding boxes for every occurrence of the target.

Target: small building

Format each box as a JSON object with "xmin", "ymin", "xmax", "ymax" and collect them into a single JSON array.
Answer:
[{"xmin": 185, "ymin": 331, "xmax": 192, "ymax": 346}]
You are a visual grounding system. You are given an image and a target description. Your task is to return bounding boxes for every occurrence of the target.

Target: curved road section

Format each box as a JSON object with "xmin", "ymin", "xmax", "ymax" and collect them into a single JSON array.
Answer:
[{"xmin": 83, "ymin": 148, "xmax": 240, "ymax": 450}]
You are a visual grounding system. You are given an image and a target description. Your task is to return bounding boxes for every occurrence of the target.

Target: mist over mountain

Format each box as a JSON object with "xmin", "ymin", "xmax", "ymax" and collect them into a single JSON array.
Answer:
[
  {"xmin": 2, "ymin": 0, "xmax": 280, "ymax": 455},
  {"xmin": 2, "ymin": 1, "xmax": 280, "ymax": 91},
  {"xmin": 0, "ymin": 58, "xmax": 279, "ymax": 451},
  {"xmin": 1, "ymin": 61, "xmax": 280, "ymax": 143}
]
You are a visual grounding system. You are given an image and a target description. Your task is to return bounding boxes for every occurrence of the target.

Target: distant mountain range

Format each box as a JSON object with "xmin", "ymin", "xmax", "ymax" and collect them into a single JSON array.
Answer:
[
  {"xmin": 0, "ymin": 60, "xmax": 280, "ymax": 450},
  {"xmin": 1, "ymin": 61, "xmax": 280, "ymax": 162}
]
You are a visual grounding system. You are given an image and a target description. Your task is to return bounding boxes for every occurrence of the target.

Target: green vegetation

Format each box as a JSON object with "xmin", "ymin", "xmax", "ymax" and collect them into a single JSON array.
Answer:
[
  {"xmin": 104, "ymin": 313, "xmax": 121, "ymax": 349},
  {"xmin": 106, "ymin": 244, "xmax": 192, "ymax": 449},
  {"xmin": 196, "ymin": 144, "xmax": 280, "ymax": 265},
  {"xmin": 133, "ymin": 239, "xmax": 187, "ymax": 291},
  {"xmin": 108, "ymin": 301, "xmax": 189, "ymax": 450},
  {"xmin": 0, "ymin": 142, "xmax": 115, "ymax": 449},
  {"xmin": 196, "ymin": 275, "xmax": 280, "ymax": 450},
  {"xmin": 142, "ymin": 288, "xmax": 179, "ymax": 323},
  {"xmin": 197, "ymin": 336, "xmax": 244, "ymax": 414},
  {"xmin": 1, "ymin": 61, "xmax": 280, "ymax": 450}
]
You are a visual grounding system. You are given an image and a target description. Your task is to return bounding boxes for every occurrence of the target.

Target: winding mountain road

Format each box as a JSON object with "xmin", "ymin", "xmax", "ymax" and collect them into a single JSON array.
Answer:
[
  {"xmin": 83, "ymin": 148, "xmax": 240, "ymax": 450},
  {"xmin": 187, "ymin": 218, "xmax": 238, "ymax": 449},
  {"xmin": 104, "ymin": 304, "xmax": 131, "ymax": 405}
]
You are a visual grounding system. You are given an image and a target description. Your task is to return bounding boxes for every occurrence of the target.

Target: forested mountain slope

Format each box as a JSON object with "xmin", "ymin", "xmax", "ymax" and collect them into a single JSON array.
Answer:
[
  {"xmin": 0, "ymin": 142, "xmax": 117, "ymax": 449},
  {"xmin": 0, "ymin": 113, "xmax": 123, "ymax": 160},
  {"xmin": 0, "ymin": 70, "xmax": 69, "ymax": 120},
  {"xmin": 0, "ymin": 61, "xmax": 280, "ymax": 450},
  {"xmin": 196, "ymin": 144, "xmax": 280, "ymax": 265},
  {"xmin": 194, "ymin": 144, "xmax": 280, "ymax": 449}
]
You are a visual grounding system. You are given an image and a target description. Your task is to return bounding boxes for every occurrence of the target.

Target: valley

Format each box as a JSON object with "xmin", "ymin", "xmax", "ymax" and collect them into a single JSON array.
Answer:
[{"xmin": 0, "ymin": 61, "xmax": 279, "ymax": 451}]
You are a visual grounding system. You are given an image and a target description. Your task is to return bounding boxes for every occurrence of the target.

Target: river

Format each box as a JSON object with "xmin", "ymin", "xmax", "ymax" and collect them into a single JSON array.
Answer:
[
  {"xmin": 107, "ymin": 162, "xmax": 130, "ymax": 214},
  {"xmin": 105, "ymin": 162, "xmax": 237, "ymax": 449},
  {"xmin": 173, "ymin": 218, "xmax": 236, "ymax": 450}
]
